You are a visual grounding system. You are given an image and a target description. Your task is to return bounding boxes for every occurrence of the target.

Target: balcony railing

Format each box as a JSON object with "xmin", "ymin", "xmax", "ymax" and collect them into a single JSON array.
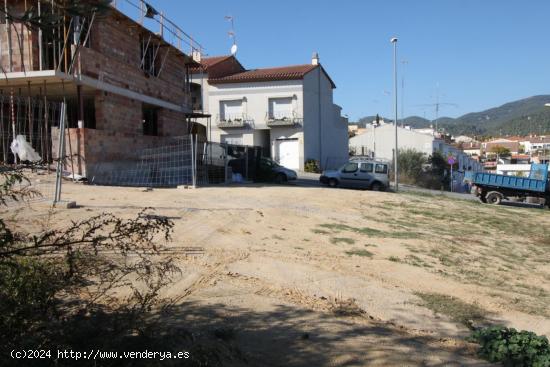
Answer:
[
  {"xmin": 216, "ymin": 113, "xmax": 250, "ymax": 128},
  {"xmin": 266, "ymin": 112, "xmax": 303, "ymax": 127}
]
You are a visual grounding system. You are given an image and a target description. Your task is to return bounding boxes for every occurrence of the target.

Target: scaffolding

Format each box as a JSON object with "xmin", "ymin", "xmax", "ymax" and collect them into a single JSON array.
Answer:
[
  {"xmin": 0, "ymin": 0, "xmax": 204, "ymax": 75},
  {"xmin": 0, "ymin": 92, "xmax": 61, "ymax": 164},
  {"xmin": 0, "ymin": 1, "xmax": 215, "ymax": 196}
]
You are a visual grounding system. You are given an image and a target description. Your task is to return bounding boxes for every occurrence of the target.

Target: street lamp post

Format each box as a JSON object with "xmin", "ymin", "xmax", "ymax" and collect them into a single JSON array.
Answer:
[{"xmin": 391, "ymin": 37, "xmax": 399, "ymax": 191}]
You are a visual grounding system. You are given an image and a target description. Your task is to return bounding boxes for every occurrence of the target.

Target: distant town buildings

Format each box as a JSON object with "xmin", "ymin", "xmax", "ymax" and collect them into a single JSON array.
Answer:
[
  {"xmin": 348, "ymin": 124, "xmax": 483, "ymax": 172},
  {"xmin": 348, "ymin": 121, "xmax": 550, "ymax": 177}
]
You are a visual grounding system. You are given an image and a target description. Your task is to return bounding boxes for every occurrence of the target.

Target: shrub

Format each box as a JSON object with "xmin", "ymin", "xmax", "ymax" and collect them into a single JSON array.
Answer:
[
  {"xmin": 395, "ymin": 150, "xmax": 450, "ymax": 190},
  {"xmin": 470, "ymin": 326, "xmax": 550, "ymax": 366},
  {"xmin": 398, "ymin": 148, "xmax": 427, "ymax": 184},
  {"xmin": 304, "ymin": 159, "xmax": 321, "ymax": 173},
  {"xmin": 0, "ymin": 167, "xmax": 239, "ymax": 366}
]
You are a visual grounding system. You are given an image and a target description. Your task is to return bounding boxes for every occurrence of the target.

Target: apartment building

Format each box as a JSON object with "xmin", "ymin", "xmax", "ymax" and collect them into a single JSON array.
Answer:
[{"xmin": 190, "ymin": 53, "xmax": 349, "ymax": 170}]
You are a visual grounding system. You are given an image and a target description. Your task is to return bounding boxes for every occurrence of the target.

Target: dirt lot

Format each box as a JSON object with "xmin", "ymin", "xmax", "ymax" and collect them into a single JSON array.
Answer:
[{"xmin": 6, "ymin": 176, "xmax": 550, "ymax": 366}]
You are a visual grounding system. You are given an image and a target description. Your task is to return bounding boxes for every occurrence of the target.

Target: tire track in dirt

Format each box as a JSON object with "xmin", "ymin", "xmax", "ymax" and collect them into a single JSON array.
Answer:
[{"xmin": 222, "ymin": 271, "xmax": 481, "ymax": 356}]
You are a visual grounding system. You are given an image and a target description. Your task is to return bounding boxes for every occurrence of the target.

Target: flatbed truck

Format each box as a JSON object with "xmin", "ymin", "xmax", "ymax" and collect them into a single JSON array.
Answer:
[{"xmin": 467, "ymin": 163, "xmax": 550, "ymax": 208}]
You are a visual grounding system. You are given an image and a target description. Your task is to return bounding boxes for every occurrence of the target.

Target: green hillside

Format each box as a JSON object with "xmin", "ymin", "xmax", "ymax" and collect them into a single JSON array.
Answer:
[{"xmin": 355, "ymin": 95, "xmax": 550, "ymax": 136}]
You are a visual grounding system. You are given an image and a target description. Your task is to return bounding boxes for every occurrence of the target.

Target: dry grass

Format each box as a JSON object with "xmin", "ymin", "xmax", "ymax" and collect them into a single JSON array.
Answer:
[
  {"xmin": 415, "ymin": 292, "xmax": 489, "ymax": 328},
  {"xmin": 310, "ymin": 194, "xmax": 550, "ymax": 318}
]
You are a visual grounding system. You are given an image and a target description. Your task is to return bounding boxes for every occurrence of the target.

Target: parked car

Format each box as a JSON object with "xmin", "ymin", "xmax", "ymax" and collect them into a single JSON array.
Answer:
[
  {"xmin": 320, "ymin": 159, "xmax": 389, "ymax": 190},
  {"xmin": 257, "ymin": 157, "xmax": 297, "ymax": 183}
]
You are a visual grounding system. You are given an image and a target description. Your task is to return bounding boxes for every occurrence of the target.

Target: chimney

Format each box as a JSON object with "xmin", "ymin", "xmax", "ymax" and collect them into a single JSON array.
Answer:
[
  {"xmin": 311, "ymin": 52, "xmax": 319, "ymax": 66},
  {"xmin": 192, "ymin": 50, "xmax": 202, "ymax": 63}
]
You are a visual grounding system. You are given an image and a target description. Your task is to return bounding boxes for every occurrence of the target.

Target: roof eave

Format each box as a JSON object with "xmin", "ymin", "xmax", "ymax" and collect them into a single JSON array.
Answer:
[{"xmin": 209, "ymin": 75, "xmax": 305, "ymax": 85}]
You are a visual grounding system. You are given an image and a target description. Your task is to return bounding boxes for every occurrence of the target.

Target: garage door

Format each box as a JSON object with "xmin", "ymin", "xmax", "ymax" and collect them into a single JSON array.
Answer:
[{"xmin": 276, "ymin": 139, "xmax": 299, "ymax": 169}]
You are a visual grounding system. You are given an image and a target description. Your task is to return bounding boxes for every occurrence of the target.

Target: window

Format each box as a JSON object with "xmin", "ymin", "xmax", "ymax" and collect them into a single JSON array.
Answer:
[
  {"xmin": 142, "ymin": 106, "xmax": 159, "ymax": 136},
  {"xmin": 375, "ymin": 164, "xmax": 388, "ymax": 174},
  {"xmin": 360, "ymin": 163, "xmax": 373, "ymax": 173},
  {"xmin": 140, "ymin": 35, "xmax": 162, "ymax": 77},
  {"xmin": 261, "ymin": 158, "xmax": 274, "ymax": 168},
  {"xmin": 190, "ymin": 83, "xmax": 202, "ymax": 110},
  {"xmin": 83, "ymin": 98, "xmax": 96, "ymax": 129},
  {"xmin": 221, "ymin": 134, "xmax": 244, "ymax": 146},
  {"xmin": 74, "ymin": 17, "xmax": 92, "ymax": 49},
  {"xmin": 268, "ymin": 97, "xmax": 293, "ymax": 120},
  {"xmin": 65, "ymin": 97, "xmax": 96, "ymax": 129},
  {"xmin": 220, "ymin": 100, "xmax": 243, "ymax": 121},
  {"xmin": 342, "ymin": 163, "xmax": 358, "ymax": 173}
]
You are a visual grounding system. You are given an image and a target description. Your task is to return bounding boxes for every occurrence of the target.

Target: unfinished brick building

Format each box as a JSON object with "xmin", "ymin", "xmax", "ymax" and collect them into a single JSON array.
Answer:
[{"xmin": 0, "ymin": 0, "xmax": 204, "ymax": 178}]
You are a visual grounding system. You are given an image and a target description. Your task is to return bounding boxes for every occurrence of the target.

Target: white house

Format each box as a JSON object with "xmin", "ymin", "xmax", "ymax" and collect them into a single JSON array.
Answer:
[
  {"xmin": 520, "ymin": 136, "xmax": 550, "ymax": 153},
  {"xmin": 349, "ymin": 124, "xmax": 483, "ymax": 172},
  {"xmin": 190, "ymin": 54, "xmax": 348, "ymax": 170}
]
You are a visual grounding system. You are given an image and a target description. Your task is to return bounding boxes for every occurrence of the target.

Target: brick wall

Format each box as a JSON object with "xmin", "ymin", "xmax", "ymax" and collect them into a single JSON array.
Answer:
[
  {"xmin": 52, "ymin": 126, "xmax": 188, "ymax": 178},
  {"xmin": 94, "ymin": 91, "xmax": 142, "ymax": 134},
  {"xmin": 79, "ymin": 11, "xmax": 191, "ymax": 108},
  {"xmin": 0, "ymin": 23, "xmax": 36, "ymax": 72},
  {"xmin": 1, "ymin": 2, "xmax": 192, "ymax": 110}
]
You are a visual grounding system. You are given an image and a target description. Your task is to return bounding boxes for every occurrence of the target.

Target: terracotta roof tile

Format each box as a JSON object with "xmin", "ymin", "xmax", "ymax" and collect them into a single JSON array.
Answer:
[
  {"xmin": 209, "ymin": 64, "xmax": 336, "ymax": 88},
  {"xmin": 189, "ymin": 55, "xmax": 236, "ymax": 73},
  {"xmin": 199, "ymin": 56, "xmax": 232, "ymax": 68}
]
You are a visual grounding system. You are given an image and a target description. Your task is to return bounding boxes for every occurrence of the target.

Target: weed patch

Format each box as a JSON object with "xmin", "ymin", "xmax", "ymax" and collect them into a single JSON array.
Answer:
[
  {"xmin": 331, "ymin": 237, "xmax": 355, "ymax": 245},
  {"xmin": 345, "ymin": 249, "xmax": 374, "ymax": 258},
  {"xmin": 318, "ymin": 223, "xmax": 421, "ymax": 239},
  {"xmin": 415, "ymin": 292, "xmax": 488, "ymax": 328}
]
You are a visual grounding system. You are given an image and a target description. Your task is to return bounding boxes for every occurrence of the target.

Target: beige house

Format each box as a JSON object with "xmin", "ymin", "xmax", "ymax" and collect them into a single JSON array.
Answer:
[
  {"xmin": 482, "ymin": 139, "xmax": 520, "ymax": 156},
  {"xmin": 190, "ymin": 54, "xmax": 349, "ymax": 170},
  {"xmin": 460, "ymin": 142, "xmax": 482, "ymax": 157}
]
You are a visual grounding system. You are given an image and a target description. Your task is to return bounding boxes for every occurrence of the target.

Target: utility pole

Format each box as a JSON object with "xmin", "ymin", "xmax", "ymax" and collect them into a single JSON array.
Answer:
[
  {"xmin": 391, "ymin": 37, "xmax": 399, "ymax": 191},
  {"xmin": 401, "ymin": 60, "xmax": 408, "ymax": 127}
]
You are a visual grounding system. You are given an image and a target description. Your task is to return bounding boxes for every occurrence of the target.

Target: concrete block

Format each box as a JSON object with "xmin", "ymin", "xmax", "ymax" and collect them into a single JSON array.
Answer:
[{"xmin": 66, "ymin": 201, "xmax": 78, "ymax": 209}]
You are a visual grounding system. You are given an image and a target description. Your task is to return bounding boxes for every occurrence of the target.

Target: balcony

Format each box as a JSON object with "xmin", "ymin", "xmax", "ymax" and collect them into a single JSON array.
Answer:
[
  {"xmin": 266, "ymin": 113, "xmax": 303, "ymax": 127},
  {"xmin": 216, "ymin": 113, "xmax": 250, "ymax": 128}
]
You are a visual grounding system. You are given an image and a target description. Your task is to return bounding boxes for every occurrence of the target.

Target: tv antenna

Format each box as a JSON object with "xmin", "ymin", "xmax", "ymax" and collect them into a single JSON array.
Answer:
[
  {"xmin": 414, "ymin": 84, "xmax": 458, "ymax": 133},
  {"xmin": 225, "ymin": 15, "xmax": 238, "ymax": 55}
]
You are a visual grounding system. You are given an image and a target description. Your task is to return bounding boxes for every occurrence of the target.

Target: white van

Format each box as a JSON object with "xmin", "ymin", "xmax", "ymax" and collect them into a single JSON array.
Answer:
[{"xmin": 319, "ymin": 158, "xmax": 390, "ymax": 191}]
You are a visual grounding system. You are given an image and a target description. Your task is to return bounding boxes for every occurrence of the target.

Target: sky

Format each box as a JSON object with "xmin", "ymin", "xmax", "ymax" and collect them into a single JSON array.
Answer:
[{"xmin": 138, "ymin": 0, "xmax": 549, "ymax": 121}]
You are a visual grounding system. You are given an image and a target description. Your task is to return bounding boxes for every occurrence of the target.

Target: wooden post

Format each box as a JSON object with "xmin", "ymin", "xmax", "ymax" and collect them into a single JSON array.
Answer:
[
  {"xmin": 43, "ymin": 80, "xmax": 50, "ymax": 170},
  {"xmin": 38, "ymin": 0, "xmax": 43, "ymax": 70},
  {"xmin": 4, "ymin": 0, "xmax": 13, "ymax": 72},
  {"xmin": 76, "ymin": 84, "xmax": 83, "ymax": 174},
  {"xmin": 27, "ymin": 81, "xmax": 33, "ymax": 145},
  {"xmin": 0, "ymin": 94, "xmax": 5, "ymax": 162},
  {"xmin": 10, "ymin": 88, "xmax": 16, "ymax": 165}
]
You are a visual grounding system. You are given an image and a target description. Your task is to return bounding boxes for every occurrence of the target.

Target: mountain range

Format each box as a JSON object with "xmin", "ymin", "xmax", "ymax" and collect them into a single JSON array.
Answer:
[{"xmin": 357, "ymin": 95, "xmax": 550, "ymax": 137}]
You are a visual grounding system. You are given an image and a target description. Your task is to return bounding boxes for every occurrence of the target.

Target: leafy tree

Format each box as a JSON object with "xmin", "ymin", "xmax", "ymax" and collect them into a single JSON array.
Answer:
[
  {"xmin": 398, "ymin": 149, "xmax": 427, "ymax": 184},
  {"xmin": 489, "ymin": 145, "xmax": 511, "ymax": 158},
  {"xmin": 421, "ymin": 151, "xmax": 450, "ymax": 190}
]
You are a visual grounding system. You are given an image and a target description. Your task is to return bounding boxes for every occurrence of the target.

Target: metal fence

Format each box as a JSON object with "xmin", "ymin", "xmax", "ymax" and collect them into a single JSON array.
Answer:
[
  {"xmin": 89, "ymin": 136, "xmax": 265, "ymax": 188},
  {"xmin": 1, "ymin": 166, "xmax": 57, "ymax": 208},
  {"xmin": 89, "ymin": 137, "xmax": 195, "ymax": 187},
  {"xmin": 0, "ymin": 93, "xmax": 266, "ymax": 192}
]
